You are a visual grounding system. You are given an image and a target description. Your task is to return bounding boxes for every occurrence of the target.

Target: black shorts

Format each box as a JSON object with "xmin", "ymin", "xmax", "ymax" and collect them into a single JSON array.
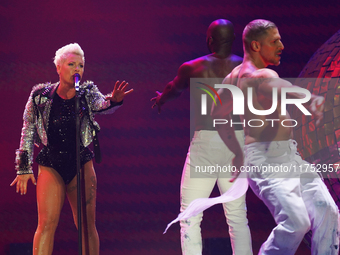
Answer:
[{"xmin": 35, "ymin": 146, "xmax": 94, "ymax": 185}]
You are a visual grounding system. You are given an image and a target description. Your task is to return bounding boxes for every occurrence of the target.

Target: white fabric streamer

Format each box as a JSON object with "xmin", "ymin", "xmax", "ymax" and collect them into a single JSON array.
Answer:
[{"xmin": 163, "ymin": 172, "xmax": 249, "ymax": 234}]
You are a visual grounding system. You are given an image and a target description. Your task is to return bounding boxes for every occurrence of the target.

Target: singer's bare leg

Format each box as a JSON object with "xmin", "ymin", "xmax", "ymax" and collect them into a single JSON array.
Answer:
[
  {"xmin": 67, "ymin": 160, "xmax": 99, "ymax": 255},
  {"xmin": 33, "ymin": 166, "xmax": 66, "ymax": 255}
]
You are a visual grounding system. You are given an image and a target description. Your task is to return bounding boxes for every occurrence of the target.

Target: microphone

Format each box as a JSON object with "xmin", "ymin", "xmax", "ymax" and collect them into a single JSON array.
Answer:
[{"xmin": 74, "ymin": 73, "xmax": 81, "ymax": 92}]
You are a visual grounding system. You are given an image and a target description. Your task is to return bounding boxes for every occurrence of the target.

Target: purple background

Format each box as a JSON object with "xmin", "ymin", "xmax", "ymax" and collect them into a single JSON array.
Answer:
[{"xmin": 1, "ymin": 0, "xmax": 339, "ymax": 254}]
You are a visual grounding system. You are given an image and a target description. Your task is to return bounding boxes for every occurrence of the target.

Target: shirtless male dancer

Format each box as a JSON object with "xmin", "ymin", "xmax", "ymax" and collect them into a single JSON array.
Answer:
[
  {"xmin": 151, "ymin": 19, "xmax": 252, "ymax": 255},
  {"xmin": 212, "ymin": 19, "xmax": 339, "ymax": 255}
]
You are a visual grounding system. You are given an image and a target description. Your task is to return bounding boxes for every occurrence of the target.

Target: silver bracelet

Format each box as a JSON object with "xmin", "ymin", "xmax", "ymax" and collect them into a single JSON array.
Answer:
[{"xmin": 16, "ymin": 169, "xmax": 34, "ymax": 175}]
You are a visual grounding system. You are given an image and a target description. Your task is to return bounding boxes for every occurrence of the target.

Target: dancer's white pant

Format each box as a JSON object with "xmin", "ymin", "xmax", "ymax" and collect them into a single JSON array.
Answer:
[
  {"xmin": 180, "ymin": 130, "xmax": 253, "ymax": 255},
  {"xmin": 245, "ymin": 140, "xmax": 339, "ymax": 255}
]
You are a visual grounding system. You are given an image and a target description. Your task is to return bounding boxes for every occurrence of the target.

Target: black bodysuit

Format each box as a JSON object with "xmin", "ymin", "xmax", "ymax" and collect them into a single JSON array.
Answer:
[{"xmin": 35, "ymin": 93, "xmax": 93, "ymax": 184}]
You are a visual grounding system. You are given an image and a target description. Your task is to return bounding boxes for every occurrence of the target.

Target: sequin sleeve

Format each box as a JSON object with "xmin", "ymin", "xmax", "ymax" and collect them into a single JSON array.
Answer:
[
  {"xmin": 15, "ymin": 88, "xmax": 37, "ymax": 175},
  {"xmin": 80, "ymin": 81, "xmax": 123, "ymax": 148},
  {"xmin": 84, "ymin": 81, "xmax": 122, "ymax": 114}
]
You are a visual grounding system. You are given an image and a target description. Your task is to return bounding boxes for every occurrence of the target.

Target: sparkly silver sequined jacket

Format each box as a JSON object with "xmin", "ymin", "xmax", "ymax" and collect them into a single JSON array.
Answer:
[{"xmin": 15, "ymin": 81, "xmax": 122, "ymax": 174}]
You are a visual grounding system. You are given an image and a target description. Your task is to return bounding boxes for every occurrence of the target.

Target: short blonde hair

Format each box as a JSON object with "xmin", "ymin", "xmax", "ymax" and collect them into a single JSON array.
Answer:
[{"xmin": 53, "ymin": 43, "xmax": 85, "ymax": 67}]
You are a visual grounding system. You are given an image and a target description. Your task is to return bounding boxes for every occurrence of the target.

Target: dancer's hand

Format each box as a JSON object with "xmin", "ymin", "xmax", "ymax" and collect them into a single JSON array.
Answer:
[
  {"xmin": 151, "ymin": 91, "xmax": 163, "ymax": 114},
  {"xmin": 10, "ymin": 174, "xmax": 36, "ymax": 195},
  {"xmin": 230, "ymin": 153, "xmax": 243, "ymax": 183},
  {"xmin": 309, "ymin": 95, "xmax": 325, "ymax": 126}
]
